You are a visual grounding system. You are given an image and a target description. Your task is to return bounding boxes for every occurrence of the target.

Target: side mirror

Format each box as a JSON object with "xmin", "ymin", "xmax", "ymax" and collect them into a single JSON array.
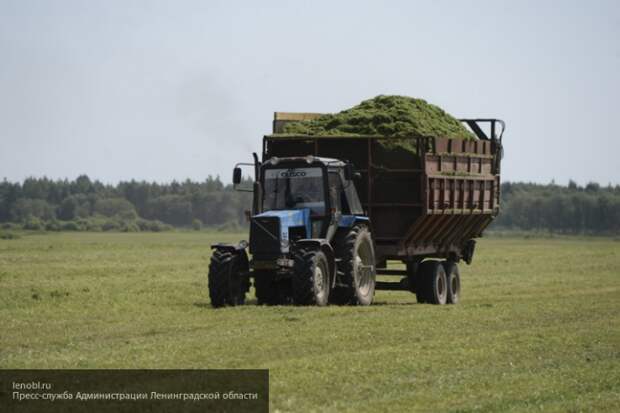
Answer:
[
  {"xmin": 233, "ymin": 167, "xmax": 242, "ymax": 185},
  {"xmin": 344, "ymin": 163, "xmax": 355, "ymax": 181}
]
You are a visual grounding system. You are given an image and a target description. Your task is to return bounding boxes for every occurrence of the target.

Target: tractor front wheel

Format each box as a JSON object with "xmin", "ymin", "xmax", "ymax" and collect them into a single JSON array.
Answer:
[
  {"xmin": 292, "ymin": 249, "xmax": 330, "ymax": 306},
  {"xmin": 208, "ymin": 249, "xmax": 250, "ymax": 308}
]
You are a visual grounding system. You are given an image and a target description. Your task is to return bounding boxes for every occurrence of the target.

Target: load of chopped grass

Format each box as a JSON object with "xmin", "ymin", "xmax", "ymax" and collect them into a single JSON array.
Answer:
[{"xmin": 281, "ymin": 95, "xmax": 474, "ymax": 140}]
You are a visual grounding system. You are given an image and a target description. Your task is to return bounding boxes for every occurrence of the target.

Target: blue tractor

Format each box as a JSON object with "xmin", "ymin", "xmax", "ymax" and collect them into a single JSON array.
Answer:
[{"xmin": 208, "ymin": 154, "xmax": 376, "ymax": 307}]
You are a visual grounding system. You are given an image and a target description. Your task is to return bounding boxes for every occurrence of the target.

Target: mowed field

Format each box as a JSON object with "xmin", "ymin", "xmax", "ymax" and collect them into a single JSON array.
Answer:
[{"xmin": 1, "ymin": 232, "xmax": 619, "ymax": 412}]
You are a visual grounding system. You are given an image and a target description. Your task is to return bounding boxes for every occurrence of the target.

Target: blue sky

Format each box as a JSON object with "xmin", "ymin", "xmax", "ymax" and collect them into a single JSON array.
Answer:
[{"xmin": 1, "ymin": 0, "xmax": 619, "ymax": 185}]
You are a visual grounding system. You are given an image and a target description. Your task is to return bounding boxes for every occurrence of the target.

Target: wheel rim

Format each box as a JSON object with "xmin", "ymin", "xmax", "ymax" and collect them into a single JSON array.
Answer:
[
  {"xmin": 355, "ymin": 239, "xmax": 374, "ymax": 297},
  {"xmin": 437, "ymin": 272, "xmax": 446, "ymax": 298},
  {"xmin": 314, "ymin": 264, "xmax": 327, "ymax": 300}
]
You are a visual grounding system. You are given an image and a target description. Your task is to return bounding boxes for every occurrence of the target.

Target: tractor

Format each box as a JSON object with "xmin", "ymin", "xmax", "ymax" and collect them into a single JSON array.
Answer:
[{"xmin": 208, "ymin": 154, "xmax": 375, "ymax": 307}]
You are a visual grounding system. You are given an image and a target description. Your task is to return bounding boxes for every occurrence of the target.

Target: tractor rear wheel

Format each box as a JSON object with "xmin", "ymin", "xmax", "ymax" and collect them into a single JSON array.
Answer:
[
  {"xmin": 208, "ymin": 249, "xmax": 250, "ymax": 308},
  {"xmin": 418, "ymin": 260, "xmax": 447, "ymax": 305},
  {"xmin": 333, "ymin": 224, "xmax": 376, "ymax": 306},
  {"xmin": 442, "ymin": 261, "xmax": 461, "ymax": 304},
  {"xmin": 292, "ymin": 249, "xmax": 330, "ymax": 306}
]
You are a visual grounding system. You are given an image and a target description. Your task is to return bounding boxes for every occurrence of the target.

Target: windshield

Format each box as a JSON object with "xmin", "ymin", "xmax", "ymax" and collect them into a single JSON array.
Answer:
[{"xmin": 263, "ymin": 167, "xmax": 326, "ymax": 215}]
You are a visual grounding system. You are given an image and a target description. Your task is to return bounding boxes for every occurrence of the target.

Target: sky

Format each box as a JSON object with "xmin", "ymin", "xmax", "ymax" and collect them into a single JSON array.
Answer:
[{"xmin": 1, "ymin": 0, "xmax": 619, "ymax": 185}]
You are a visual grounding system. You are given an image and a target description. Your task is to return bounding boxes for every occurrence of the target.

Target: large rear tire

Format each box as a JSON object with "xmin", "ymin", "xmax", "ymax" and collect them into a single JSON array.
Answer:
[
  {"xmin": 418, "ymin": 260, "xmax": 447, "ymax": 305},
  {"xmin": 208, "ymin": 249, "xmax": 250, "ymax": 308},
  {"xmin": 333, "ymin": 225, "xmax": 376, "ymax": 306},
  {"xmin": 292, "ymin": 249, "xmax": 330, "ymax": 306},
  {"xmin": 442, "ymin": 261, "xmax": 461, "ymax": 304}
]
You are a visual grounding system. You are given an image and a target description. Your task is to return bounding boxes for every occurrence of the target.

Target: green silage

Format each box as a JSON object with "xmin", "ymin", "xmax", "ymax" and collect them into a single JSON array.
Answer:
[{"xmin": 281, "ymin": 95, "xmax": 475, "ymax": 140}]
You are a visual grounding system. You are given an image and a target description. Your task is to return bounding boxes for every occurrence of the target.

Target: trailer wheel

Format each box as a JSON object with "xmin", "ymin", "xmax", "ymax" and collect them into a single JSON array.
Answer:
[
  {"xmin": 442, "ymin": 261, "xmax": 461, "ymax": 304},
  {"xmin": 208, "ymin": 249, "xmax": 250, "ymax": 308},
  {"xmin": 292, "ymin": 249, "xmax": 330, "ymax": 306},
  {"xmin": 333, "ymin": 225, "xmax": 376, "ymax": 306},
  {"xmin": 253, "ymin": 271, "xmax": 279, "ymax": 305},
  {"xmin": 418, "ymin": 260, "xmax": 447, "ymax": 305}
]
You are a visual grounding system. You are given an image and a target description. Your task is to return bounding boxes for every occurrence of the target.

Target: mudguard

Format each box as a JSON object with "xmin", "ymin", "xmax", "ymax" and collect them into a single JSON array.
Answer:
[
  {"xmin": 210, "ymin": 241, "xmax": 250, "ymax": 279},
  {"xmin": 211, "ymin": 240, "xmax": 248, "ymax": 253},
  {"xmin": 335, "ymin": 216, "xmax": 373, "ymax": 249},
  {"xmin": 338, "ymin": 215, "xmax": 370, "ymax": 228},
  {"xmin": 462, "ymin": 239, "xmax": 476, "ymax": 265}
]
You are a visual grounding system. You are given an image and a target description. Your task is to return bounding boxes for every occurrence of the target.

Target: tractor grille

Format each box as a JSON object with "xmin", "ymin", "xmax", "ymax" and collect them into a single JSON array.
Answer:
[{"xmin": 250, "ymin": 216, "xmax": 280, "ymax": 257}]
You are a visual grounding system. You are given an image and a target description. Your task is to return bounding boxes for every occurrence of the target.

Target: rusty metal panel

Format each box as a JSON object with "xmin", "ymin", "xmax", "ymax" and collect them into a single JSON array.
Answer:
[
  {"xmin": 371, "ymin": 207, "xmax": 421, "ymax": 240},
  {"xmin": 264, "ymin": 131, "xmax": 502, "ymax": 262},
  {"xmin": 434, "ymin": 137, "xmax": 449, "ymax": 153}
]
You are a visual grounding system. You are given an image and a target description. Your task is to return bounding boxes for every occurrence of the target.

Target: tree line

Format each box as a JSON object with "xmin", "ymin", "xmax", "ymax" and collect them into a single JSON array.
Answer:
[
  {"xmin": 0, "ymin": 175, "xmax": 251, "ymax": 232},
  {"xmin": 493, "ymin": 181, "xmax": 620, "ymax": 234},
  {"xmin": 0, "ymin": 176, "xmax": 619, "ymax": 234}
]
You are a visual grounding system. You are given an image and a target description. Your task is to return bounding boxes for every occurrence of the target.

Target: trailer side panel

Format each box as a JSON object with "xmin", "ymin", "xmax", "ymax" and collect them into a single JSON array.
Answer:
[{"xmin": 264, "ymin": 134, "xmax": 501, "ymax": 263}]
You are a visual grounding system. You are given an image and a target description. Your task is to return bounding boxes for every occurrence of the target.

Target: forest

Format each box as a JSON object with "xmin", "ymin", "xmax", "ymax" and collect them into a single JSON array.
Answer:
[{"xmin": 0, "ymin": 176, "xmax": 619, "ymax": 234}]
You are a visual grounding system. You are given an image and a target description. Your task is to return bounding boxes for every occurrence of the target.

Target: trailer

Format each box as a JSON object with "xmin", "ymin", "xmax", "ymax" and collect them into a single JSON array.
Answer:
[{"xmin": 208, "ymin": 112, "xmax": 505, "ymax": 307}]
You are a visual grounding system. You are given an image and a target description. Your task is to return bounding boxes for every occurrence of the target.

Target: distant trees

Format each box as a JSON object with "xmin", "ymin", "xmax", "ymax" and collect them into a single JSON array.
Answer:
[
  {"xmin": 493, "ymin": 182, "xmax": 620, "ymax": 234},
  {"xmin": 94, "ymin": 198, "xmax": 137, "ymax": 220},
  {"xmin": 10, "ymin": 199, "xmax": 55, "ymax": 222},
  {"xmin": 57, "ymin": 195, "xmax": 93, "ymax": 220},
  {"xmin": 0, "ymin": 175, "xmax": 252, "ymax": 231},
  {"xmin": 144, "ymin": 195, "xmax": 193, "ymax": 226},
  {"xmin": 1, "ymin": 175, "xmax": 619, "ymax": 234}
]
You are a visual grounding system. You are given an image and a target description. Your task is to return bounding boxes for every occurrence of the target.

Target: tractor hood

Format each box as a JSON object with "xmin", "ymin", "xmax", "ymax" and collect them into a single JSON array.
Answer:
[{"xmin": 253, "ymin": 209, "xmax": 311, "ymax": 252}]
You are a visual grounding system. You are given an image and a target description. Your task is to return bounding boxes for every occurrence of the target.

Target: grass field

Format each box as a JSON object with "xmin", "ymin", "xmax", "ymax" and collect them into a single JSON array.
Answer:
[{"xmin": 1, "ymin": 232, "xmax": 619, "ymax": 412}]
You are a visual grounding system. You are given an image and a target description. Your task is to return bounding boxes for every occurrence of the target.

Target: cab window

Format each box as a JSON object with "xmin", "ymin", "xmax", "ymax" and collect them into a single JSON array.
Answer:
[
  {"xmin": 263, "ymin": 167, "xmax": 326, "ymax": 216},
  {"xmin": 328, "ymin": 172, "xmax": 342, "ymax": 213}
]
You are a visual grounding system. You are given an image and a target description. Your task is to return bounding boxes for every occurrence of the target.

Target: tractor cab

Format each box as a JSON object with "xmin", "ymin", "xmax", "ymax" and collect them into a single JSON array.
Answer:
[
  {"xmin": 212, "ymin": 154, "xmax": 373, "ymax": 307},
  {"xmin": 261, "ymin": 160, "xmax": 326, "ymax": 239},
  {"xmin": 258, "ymin": 156, "xmax": 363, "ymax": 240}
]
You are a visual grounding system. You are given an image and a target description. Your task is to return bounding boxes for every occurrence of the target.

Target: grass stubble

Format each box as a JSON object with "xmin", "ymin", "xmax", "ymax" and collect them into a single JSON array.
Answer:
[{"xmin": 1, "ymin": 232, "xmax": 619, "ymax": 412}]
